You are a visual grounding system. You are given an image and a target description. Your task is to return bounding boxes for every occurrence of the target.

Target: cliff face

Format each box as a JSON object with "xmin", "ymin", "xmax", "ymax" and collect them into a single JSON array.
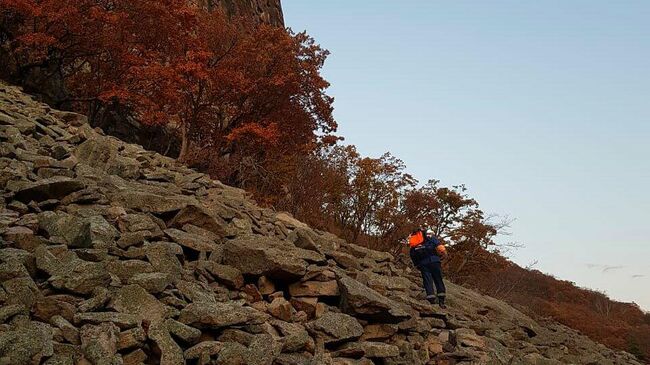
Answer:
[
  {"xmin": 199, "ymin": 0, "xmax": 284, "ymax": 26},
  {"xmin": 0, "ymin": 82, "xmax": 642, "ymax": 365}
]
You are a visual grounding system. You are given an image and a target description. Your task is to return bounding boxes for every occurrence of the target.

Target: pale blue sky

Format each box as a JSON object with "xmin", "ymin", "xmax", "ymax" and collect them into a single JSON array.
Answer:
[{"xmin": 283, "ymin": 0, "xmax": 650, "ymax": 310}]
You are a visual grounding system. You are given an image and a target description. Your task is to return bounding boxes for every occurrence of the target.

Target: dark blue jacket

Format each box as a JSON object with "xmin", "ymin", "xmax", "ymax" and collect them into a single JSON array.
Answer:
[{"xmin": 409, "ymin": 235, "xmax": 441, "ymax": 267}]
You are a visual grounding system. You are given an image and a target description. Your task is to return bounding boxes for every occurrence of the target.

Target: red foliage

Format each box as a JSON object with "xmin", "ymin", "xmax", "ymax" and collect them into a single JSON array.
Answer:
[
  {"xmin": 1, "ymin": 0, "xmax": 335, "ymax": 172},
  {"xmin": 459, "ymin": 257, "xmax": 650, "ymax": 361}
]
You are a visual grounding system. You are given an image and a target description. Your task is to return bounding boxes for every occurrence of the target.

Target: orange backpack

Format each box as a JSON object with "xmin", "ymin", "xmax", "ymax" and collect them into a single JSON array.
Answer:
[{"xmin": 408, "ymin": 231, "xmax": 425, "ymax": 247}]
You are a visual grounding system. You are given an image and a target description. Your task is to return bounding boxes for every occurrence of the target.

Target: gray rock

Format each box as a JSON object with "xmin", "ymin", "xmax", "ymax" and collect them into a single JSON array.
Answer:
[
  {"xmin": 74, "ymin": 312, "xmax": 142, "ymax": 330},
  {"xmin": 80, "ymin": 322, "xmax": 120, "ymax": 365},
  {"xmin": 2, "ymin": 276, "xmax": 40, "ymax": 307},
  {"xmin": 0, "ymin": 304, "xmax": 28, "ymax": 323},
  {"xmin": 164, "ymin": 228, "xmax": 218, "ymax": 252},
  {"xmin": 49, "ymin": 261, "xmax": 111, "ymax": 295},
  {"xmin": 78, "ymin": 287, "xmax": 110, "ymax": 313},
  {"xmin": 202, "ymin": 261, "xmax": 244, "ymax": 289},
  {"xmin": 184, "ymin": 341, "xmax": 223, "ymax": 360},
  {"xmin": 223, "ymin": 235, "xmax": 308, "ymax": 281},
  {"xmin": 337, "ymin": 275, "xmax": 410, "ymax": 323},
  {"xmin": 169, "ymin": 204, "xmax": 230, "ymax": 237},
  {"xmin": 454, "ymin": 328, "xmax": 486, "ymax": 349},
  {"xmin": 70, "ymin": 215, "xmax": 119, "ymax": 248},
  {"xmin": 333, "ymin": 341, "xmax": 400, "ymax": 358},
  {"xmin": 109, "ymin": 284, "xmax": 169, "ymax": 322},
  {"xmin": 13, "ymin": 176, "xmax": 84, "ymax": 202},
  {"xmin": 176, "ymin": 280, "xmax": 217, "ymax": 304},
  {"xmin": 50, "ymin": 315, "xmax": 80, "ymax": 345},
  {"xmin": 0, "ymin": 320, "xmax": 53, "ymax": 364},
  {"xmin": 127, "ymin": 272, "xmax": 172, "ymax": 293},
  {"xmin": 178, "ymin": 302, "xmax": 267, "ymax": 329},
  {"xmin": 117, "ymin": 327, "xmax": 147, "ymax": 351},
  {"xmin": 148, "ymin": 320, "xmax": 184, "ymax": 365},
  {"xmin": 306, "ymin": 312, "xmax": 363, "ymax": 345},
  {"xmin": 166, "ymin": 318, "xmax": 201, "ymax": 344},
  {"xmin": 110, "ymin": 190, "xmax": 194, "ymax": 214},
  {"xmin": 144, "ymin": 242, "xmax": 182, "ymax": 281},
  {"xmin": 271, "ymin": 320, "xmax": 313, "ymax": 353}
]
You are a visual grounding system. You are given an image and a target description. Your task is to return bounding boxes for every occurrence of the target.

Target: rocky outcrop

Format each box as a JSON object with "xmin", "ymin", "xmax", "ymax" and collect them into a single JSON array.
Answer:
[
  {"xmin": 0, "ymin": 81, "xmax": 642, "ymax": 364},
  {"xmin": 208, "ymin": 0, "xmax": 284, "ymax": 26}
]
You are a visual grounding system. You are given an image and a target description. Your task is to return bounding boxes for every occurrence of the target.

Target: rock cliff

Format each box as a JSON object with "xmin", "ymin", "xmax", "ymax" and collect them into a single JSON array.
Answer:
[
  {"xmin": 197, "ymin": 0, "xmax": 284, "ymax": 26},
  {"xmin": 0, "ymin": 81, "xmax": 641, "ymax": 364}
]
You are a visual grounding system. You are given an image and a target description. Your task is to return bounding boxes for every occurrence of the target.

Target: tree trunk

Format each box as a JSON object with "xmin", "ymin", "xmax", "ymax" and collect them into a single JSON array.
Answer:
[{"xmin": 178, "ymin": 123, "xmax": 189, "ymax": 162}]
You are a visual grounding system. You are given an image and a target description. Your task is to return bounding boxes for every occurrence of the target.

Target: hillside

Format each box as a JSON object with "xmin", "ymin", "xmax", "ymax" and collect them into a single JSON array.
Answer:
[{"xmin": 0, "ymin": 83, "xmax": 644, "ymax": 364}]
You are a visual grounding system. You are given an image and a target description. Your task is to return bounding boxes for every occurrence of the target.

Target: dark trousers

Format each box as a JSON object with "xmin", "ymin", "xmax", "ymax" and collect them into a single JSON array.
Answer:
[{"xmin": 419, "ymin": 262, "xmax": 446, "ymax": 298}]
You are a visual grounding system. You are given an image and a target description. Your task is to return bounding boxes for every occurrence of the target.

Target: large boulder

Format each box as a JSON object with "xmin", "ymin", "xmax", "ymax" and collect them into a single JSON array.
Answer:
[
  {"xmin": 109, "ymin": 284, "xmax": 169, "ymax": 322},
  {"xmin": 109, "ymin": 189, "xmax": 197, "ymax": 214},
  {"xmin": 222, "ymin": 235, "xmax": 309, "ymax": 281},
  {"xmin": 289, "ymin": 280, "xmax": 340, "ymax": 297},
  {"xmin": 306, "ymin": 312, "xmax": 363, "ymax": 345},
  {"xmin": 38, "ymin": 212, "xmax": 118, "ymax": 248},
  {"xmin": 333, "ymin": 341, "xmax": 400, "ymax": 359},
  {"xmin": 148, "ymin": 320, "xmax": 184, "ymax": 365},
  {"xmin": 80, "ymin": 322, "xmax": 121, "ymax": 365},
  {"xmin": 164, "ymin": 228, "xmax": 219, "ymax": 252},
  {"xmin": 13, "ymin": 176, "xmax": 84, "ymax": 202},
  {"xmin": 178, "ymin": 302, "xmax": 267, "ymax": 329},
  {"xmin": 49, "ymin": 261, "xmax": 111, "ymax": 295},
  {"xmin": 337, "ymin": 275, "xmax": 410, "ymax": 323},
  {"xmin": 169, "ymin": 204, "xmax": 230, "ymax": 238},
  {"xmin": 0, "ymin": 320, "xmax": 54, "ymax": 364}
]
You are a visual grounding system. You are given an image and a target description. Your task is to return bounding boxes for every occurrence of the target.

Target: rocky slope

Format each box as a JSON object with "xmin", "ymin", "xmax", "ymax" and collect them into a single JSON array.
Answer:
[{"xmin": 0, "ymin": 81, "xmax": 642, "ymax": 365}]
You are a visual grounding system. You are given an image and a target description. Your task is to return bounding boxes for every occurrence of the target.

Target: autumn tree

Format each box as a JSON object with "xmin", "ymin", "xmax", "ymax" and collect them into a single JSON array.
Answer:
[
  {"xmin": 314, "ymin": 146, "xmax": 416, "ymax": 243},
  {"xmin": 1, "ymin": 0, "xmax": 336, "ymax": 194}
]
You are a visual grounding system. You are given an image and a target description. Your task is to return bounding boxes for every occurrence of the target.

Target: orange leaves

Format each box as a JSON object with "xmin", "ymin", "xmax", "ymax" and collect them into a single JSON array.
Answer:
[{"xmin": 226, "ymin": 122, "xmax": 281, "ymax": 145}]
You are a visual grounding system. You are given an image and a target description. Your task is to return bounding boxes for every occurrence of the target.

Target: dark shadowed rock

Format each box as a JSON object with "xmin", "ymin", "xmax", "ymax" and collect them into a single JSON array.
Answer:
[{"xmin": 13, "ymin": 176, "xmax": 84, "ymax": 202}]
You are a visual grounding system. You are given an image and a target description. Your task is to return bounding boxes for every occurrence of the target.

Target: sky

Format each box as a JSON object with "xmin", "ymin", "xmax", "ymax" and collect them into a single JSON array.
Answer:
[{"xmin": 282, "ymin": 0, "xmax": 650, "ymax": 310}]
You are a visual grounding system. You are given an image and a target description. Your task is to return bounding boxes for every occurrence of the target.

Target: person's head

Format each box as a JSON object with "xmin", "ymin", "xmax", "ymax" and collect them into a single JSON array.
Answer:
[{"xmin": 425, "ymin": 228, "xmax": 434, "ymax": 238}]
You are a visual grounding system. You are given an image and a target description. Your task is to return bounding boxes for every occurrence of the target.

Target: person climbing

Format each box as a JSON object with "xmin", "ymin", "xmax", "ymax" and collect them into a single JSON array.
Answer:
[{"xmin": 408, "ymin": 227, "xmax": 447, "ymax": 308}]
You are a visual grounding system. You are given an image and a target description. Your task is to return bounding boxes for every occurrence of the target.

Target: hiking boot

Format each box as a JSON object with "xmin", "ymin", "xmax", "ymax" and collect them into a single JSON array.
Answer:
[
  {"xmin": 438, "ymin": 295, "xmax": 446, "ymax": 309},
  {"xmin": 426, "ymin": 295, "xmax": 437, "ymax": 304}
]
